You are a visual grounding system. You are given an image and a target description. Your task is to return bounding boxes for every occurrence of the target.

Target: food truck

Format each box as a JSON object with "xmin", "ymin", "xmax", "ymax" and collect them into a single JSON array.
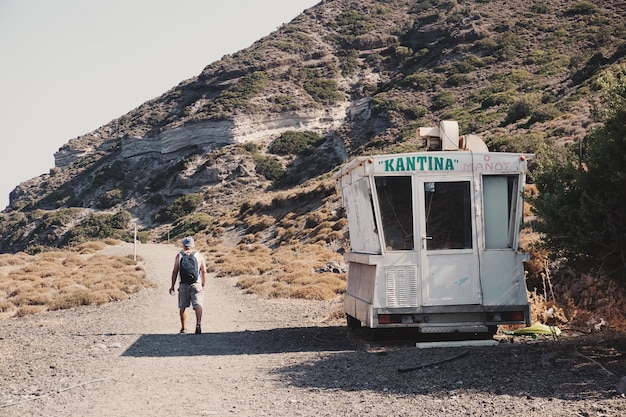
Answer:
[{"xmin": 334, "ymin": 121, "xmax": 532, "ymax": 336}]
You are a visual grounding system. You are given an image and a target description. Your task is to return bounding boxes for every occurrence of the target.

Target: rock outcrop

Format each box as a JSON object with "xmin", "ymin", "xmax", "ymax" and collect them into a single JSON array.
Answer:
[{"xmin": 54, "ymin": 104, "xmax": 350, "ymax": 166}]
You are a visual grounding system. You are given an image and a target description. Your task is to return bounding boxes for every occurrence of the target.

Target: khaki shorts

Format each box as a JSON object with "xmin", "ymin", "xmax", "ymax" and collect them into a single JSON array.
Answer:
[{"xmin": 178, "ymin": 282, "xmax": 204, "ymax": 309}]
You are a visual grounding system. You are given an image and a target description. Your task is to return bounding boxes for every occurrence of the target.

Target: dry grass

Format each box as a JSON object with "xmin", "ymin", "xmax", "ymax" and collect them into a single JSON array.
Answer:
[
  {"xmin": 204, "ymin": 241, "xmax": 346, "ymax": 301},
  {"xmin": 0, "ymin": 245, "xmax": 154, "ymax": 318},
  {"xmin": 193, "ymin": 179, "xmax": 349, "ymax": 301}
]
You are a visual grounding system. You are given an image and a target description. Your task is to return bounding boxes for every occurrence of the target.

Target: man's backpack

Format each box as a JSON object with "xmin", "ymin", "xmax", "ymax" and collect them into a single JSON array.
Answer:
[{"xmin": 179, "ymin": 251, "xmax": 199, "ymax": 284}]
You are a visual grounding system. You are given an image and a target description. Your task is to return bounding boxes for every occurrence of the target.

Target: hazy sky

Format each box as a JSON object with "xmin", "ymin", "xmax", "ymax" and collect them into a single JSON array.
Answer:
[{"xmin": 0, "ymin": 0, "xmax": 319, "ymax": 209}]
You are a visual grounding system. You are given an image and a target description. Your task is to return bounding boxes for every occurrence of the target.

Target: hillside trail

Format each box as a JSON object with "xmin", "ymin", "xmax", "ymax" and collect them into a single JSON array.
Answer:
[{"xmin": 0, "ymin": 242, "xmax": 352, "ymax": 417}]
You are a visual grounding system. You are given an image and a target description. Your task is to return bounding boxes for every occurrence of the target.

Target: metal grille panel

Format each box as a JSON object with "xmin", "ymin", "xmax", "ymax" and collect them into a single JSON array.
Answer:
[{"xmin": 386, "ymin": 266, "xmax": 419, "ymax": 307}]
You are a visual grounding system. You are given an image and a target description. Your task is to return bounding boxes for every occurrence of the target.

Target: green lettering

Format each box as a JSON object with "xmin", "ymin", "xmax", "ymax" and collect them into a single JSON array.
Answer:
[
  {"xmin": 384, "ymin": 159, "xmax": 395, "ymax": 171},
  {"xmin": 417, "ymin": 156, "xmax": 427, "ymax": 170},
  {"xmin": 434, "ymin": 157, "xmax": 443, "ymax": 170},
  {"xmin": 445, "ymin": 159, "xmax": 455, "ymax": 170},
  {"xmin": 396, "ymin": 158, "xmax": 405, "ymax": 171},
  {"xmin": 406, "ymin": 156, "xmax": 415, "ymax": 171}
]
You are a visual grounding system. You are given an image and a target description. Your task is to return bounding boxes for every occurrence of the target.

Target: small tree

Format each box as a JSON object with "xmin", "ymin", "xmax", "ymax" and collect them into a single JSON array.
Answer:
[{"xmin": 533, "ymin": 66, "xmax": 626, "ymax": 281}]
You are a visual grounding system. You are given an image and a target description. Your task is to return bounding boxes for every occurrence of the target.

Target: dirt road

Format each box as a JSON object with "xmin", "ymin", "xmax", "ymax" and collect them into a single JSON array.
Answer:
[{"xmin": 1, "ymin": 242, "xmax": 625, "ymax": 416}]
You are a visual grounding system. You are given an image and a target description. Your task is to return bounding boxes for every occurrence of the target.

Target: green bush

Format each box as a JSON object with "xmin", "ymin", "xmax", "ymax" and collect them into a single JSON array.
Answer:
[
  {"xmin": 447, "ymin": 73, "xmax": 474, "ymax": 87},
  {"xmin": 405, "ymin": 105, "xmax": 427, "ymax": 119},
  {"xmin": 431, "ymin": 92, "xmax": 456, "ymax": 110},
  {"xmin": 210, "ymin": 71, "xmax": 269, "ymax": 113},
  {"xmin": 504, "ymin": 93, "xmax": 541, "ymax": 124},
  {"xmin": 530, "ymin": 3, "xmax": 550, "ymax": 13},
  {"xmin": 64, "ymin": 211, "xmax": 133, "ymax": 246},
  {"xmin": 96, "ymin": 189, "xmax": 123, "ymax": 209},
  {"xmin": 93, "ymin": 161, "xmax": 125, "ymax": 187},
  {"xmin": 400, "ymin": 73, "xmax": 440, "ymax": 91},
  {"xmin": 338, "ymin": 49, "xmax": 359, "ymax": 75},
  {"xmin": 452, "ymin": 55, "xmax": 483, "ymax": 74},
  {"xmin": 166, "ymin": 213, "xmax": 212, "ymax": 240},
  {"xmin": 529, "ymin": 104, "xmax": 562, "ymax": 124},
  {"xmin": 39, "ymin": 208, "xmax": 82, "ymax": 229},
  {"xmin": 164, "ymin": 194, "xmax": 204, "ymax": 221},
  {"xmin": 481, "ymin": 91, "xmax": 516, "ymax": 109},
  {"xmin": 303, "ymin": 79, "xmax": 344, "ymax": 103},
  {"xmin": 566, "ymin": 1, "xmax": 597, "ymax": 15},
  {"xmin": 269, "ymin": 131, "xmax": 324, "ymax": 156},
  {"xmin": 146, "ymin": 194, "xmax": 165, "ymax": 206},
  {"xmin": 253, "ymin": 154, "xmax": 285, "ymax": 181},
  {"xmin": 533, "ymin": 67, "xmax": 626, "ymax": 281},
  {"xmin": 335, "ymin": 10, "xmax": 373, "ymax": 36}
]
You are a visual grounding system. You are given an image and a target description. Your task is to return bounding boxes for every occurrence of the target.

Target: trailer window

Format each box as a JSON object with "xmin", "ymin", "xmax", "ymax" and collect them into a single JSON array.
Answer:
[
  {"xmin": 483, "ymin": 175, "xmax": 519, "ymax": 249},
  {"xmin": 424, "ymin": 181, "xmax": 472, "ymax": 250},
  {"xmin": 375, "ymin": 176, "xmax": 414, "ymax": 251}
]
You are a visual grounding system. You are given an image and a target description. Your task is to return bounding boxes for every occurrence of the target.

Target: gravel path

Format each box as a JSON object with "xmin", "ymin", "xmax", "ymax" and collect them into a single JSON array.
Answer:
[{"xmin": 1, "ymin": 242, "xmax": 625, "ymax": 416}]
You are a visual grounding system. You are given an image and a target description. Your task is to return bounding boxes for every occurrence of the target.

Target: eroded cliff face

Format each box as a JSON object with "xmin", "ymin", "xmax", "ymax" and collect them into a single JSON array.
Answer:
[{"xmin": 54, "ymin": 104, "xmax": 350, "ymax": 166}]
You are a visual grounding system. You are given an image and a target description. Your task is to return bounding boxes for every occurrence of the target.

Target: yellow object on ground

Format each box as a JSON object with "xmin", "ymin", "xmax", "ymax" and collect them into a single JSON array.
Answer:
[{"xmin": 504, "ymin": 322, "xmax": 562, "ymax": 337}]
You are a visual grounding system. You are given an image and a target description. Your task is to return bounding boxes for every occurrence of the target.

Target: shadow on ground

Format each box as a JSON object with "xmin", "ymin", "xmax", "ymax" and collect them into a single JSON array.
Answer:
[
  {"xmin": 122, "ymin": 326, "xmax": 358, "ymax": 357},
  {"xmin": 123, "ymin": 326, "xmax": 626, "ymax": 403},
  {"xmin": 272, "ymin": 333, "xmax": 626, "ymax": 402}
]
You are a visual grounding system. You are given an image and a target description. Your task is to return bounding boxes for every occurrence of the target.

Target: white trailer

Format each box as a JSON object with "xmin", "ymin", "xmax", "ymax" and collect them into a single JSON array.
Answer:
[{"xmin": 334, "ymin": 121, "xmax": 533, "ymax": 336}]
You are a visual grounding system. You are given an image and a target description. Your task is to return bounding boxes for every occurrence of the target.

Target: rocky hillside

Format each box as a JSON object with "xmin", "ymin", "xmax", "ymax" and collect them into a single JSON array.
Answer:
[{"xmin": 1, "ymin": 0, "xmax": 625, "ymax": 253}]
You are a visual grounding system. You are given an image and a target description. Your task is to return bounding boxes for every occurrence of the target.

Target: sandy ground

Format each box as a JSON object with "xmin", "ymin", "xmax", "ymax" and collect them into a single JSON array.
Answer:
[{"xmin": 1, "ymin": 242, "xmax": 625, "ymax": 416}]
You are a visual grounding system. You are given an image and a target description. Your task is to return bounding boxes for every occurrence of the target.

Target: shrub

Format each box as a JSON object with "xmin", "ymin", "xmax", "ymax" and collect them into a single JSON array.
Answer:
[
  {"xmin": 148, "ymin": 170, "xmax": 170, "ymax": 192},
  {"xmin": 431, "ymin": 92, "xmax": 456, "ymax": 110},
  {"xmin": 96, "ymin": 188, "xmax": 123, "ymax": 209},
  {"xmin": 64, "ymin": 211, "xmax": 133, "ymax": 246},
  {"xmin": 504, "ymin": 93, "xmax": 542, "ymax": 124},
  {"xmin": 405, "ymin": 105, "xmax": 427, "ymax": 119},
  {"xmin": 400, "ymin": 73, "xmax": 440, "ymax": 91},
  {"xmin": 529, "ymin": 104, "xmax": 562, "ymax": 124},
  {"xmin": 146, "ymin": 194, "xmax": 165, "ymax": 206},
  {"xmin": 269, "ymin": 131, "xmax": 324, "ymax": 155},
  {"xmin": 38, "ymin": 208, "xmax": 83, "ymax": 230},
  {"xmin": 447, "ymin": 73, "xmax": 474, "ymax": 87},
  {"xmin": 530, "ymin": 3, "xmax": 550, "ymax": 13},
  {"xmin": 253, "ymin": 155, "xmax": 285, "ymax": 181},
  {"xmin": 167, "ymin": 213, "xmax": 212, "ymax": 240},
  {"xmin": 566, "ymin": 2, "xmax": 597, "ymax": 15},
  {"xmin": 164, "ymin": 194, "xmax": 204, "ymax": 221},
  {"xmin": 92, "ymin": 161, "xmax": 126, "ymax": 187},
  {"xmin": 244, "ymin": 214, "xmax": 276, "ymax": 234},
  {"xmin": 335, "ymin": 9, "xmax": 373, "ymax": 36},
  {"xmin": 209, "ymin": 71, "xmax": 269, "ymax": 113},
  {"xmin": 533, "ymin": 67, "xmax": 626, "ymax": 282},
  {"xmin": 0, "ymin": 249, "xmax": 152, "ymax": 317},
  {"xmin": 303, "ymin": 79, "xmax": 344, "ymax": 103}
]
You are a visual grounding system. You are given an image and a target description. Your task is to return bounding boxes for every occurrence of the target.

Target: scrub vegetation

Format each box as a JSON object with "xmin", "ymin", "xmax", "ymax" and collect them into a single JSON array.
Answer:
[{"xmin": 0, "ymin": 240, "xmax": 153, "ymax": 318}]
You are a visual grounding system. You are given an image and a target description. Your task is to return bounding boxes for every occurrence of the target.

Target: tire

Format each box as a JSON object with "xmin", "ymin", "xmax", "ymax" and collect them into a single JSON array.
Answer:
[{"xmin": 346, "ymin": 314, "xmax": 361, "ymax": 329}]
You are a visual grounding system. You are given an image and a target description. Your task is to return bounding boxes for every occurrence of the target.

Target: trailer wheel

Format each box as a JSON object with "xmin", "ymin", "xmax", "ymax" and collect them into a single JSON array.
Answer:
[{"xmin": 346, "ymin": 314, "xmax": 361, "ymax": 329}]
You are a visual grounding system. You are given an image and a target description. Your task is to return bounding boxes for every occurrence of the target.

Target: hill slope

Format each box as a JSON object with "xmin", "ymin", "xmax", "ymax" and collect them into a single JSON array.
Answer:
[{"xmin": 1, "ymin": 0, "xmax": 625, "ymax": 253}]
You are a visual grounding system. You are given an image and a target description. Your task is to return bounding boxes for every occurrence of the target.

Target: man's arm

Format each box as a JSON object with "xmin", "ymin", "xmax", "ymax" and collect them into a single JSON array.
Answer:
[
  {"xmin": 200, "ymin": 255, "xmax": 207, "ymax": 288},
  {"xmin": 169, "ymin": 254, "xmax": 180, "ymax": 292}
]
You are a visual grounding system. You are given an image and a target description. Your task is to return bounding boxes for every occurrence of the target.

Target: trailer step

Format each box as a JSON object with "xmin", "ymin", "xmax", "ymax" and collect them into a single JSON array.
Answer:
[{"xmin": 416, "ymin": 340, "xmax": 498, "ymax": 349}]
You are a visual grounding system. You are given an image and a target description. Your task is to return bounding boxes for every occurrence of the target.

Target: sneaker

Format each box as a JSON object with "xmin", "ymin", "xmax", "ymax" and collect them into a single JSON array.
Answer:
[
  {"xmin": 179, "ymin": 328, "xmax": 186, "ymax": 334},
  {"xmin": 195, "ymin": 325, "xmax": 201, "ymax": 334}
]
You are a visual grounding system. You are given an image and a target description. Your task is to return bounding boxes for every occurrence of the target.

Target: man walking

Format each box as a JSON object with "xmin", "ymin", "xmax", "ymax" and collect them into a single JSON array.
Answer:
[{"xmin": 169, "ymin": 236, "xmax": 207, "ymax": 334}]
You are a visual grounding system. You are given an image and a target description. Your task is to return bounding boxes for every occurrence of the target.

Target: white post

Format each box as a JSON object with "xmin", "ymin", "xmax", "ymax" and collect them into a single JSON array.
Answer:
[{"xmin": 133, "ymin": 224, "xmax": 137, "ymax": 261}]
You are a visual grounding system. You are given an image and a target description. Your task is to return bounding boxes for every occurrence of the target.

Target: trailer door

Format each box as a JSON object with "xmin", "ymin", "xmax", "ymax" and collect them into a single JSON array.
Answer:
[{"xmin": 418, "ymin": 177, "xmax": 482, "ymax": 306}]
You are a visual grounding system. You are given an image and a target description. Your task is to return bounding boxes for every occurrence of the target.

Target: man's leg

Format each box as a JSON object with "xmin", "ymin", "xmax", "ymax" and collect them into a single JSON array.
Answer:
[
  {"xmin": 179, "ymin": 308, "xmax": 187, "ymax": 332},
  {"xmin": 194, "ymin": 306, "xmax": 203, "ymax": 334}
]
